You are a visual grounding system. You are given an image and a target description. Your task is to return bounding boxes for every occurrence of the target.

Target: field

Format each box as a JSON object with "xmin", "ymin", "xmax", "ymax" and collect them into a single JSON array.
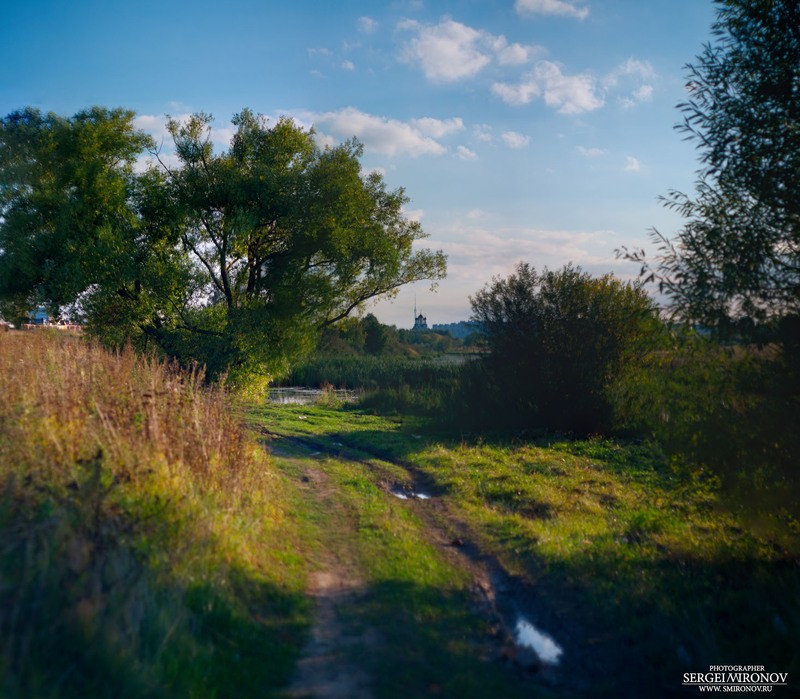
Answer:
[
  {"xmin": 0, "ymin": 332, "xmax": 311, "ymax": 698},
  {"xmin": 2, "ymin": 332, "xmax": 798, "ymax": 697},
  {"xmin": 251, "ymin": 401, "xmax": 800, "ymax": 697}
]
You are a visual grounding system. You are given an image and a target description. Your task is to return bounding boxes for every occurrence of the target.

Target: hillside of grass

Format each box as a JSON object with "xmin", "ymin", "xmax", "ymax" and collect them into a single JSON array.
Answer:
[{"xmin": 0, "ymin": 332, "xmax": 310, "ymax": 698}]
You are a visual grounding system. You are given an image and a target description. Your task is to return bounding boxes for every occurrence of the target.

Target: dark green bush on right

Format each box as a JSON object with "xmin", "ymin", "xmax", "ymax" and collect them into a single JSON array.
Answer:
[{"xmin": 464, "ymin": 263, "xmax": 662, "ymax": 434}]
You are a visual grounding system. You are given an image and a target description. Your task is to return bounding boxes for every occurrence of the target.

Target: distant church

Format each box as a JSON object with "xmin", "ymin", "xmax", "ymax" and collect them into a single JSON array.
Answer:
[{"xmin": 412, "ymin": 300, "xmax": 428, "ymax": 331}]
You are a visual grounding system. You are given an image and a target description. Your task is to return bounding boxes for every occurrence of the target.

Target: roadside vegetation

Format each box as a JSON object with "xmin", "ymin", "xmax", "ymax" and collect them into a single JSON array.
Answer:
[
  {"xmin": 0, "ymin": 331, "xmax": 311, "ymax": 698},
  {"xmin": 281, "ymin": 312, "xmax": 478, "ymax": 416}
]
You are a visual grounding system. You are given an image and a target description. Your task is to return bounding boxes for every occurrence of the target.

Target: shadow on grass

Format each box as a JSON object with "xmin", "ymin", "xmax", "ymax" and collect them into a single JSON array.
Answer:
[
  {"xmin": 334, "ymin": 580, "xmax": 547, "ymax": 699},
  {"xmin": 511, "ymin": 551, "xmax": 800, "ymax": 696},
  {"xmin": 0, "ymin": 481, "xmax": 310, "ymax": 699},
  {"xmin": 273, "ymin": 417, "xmax": 800, "ymax": 696}
]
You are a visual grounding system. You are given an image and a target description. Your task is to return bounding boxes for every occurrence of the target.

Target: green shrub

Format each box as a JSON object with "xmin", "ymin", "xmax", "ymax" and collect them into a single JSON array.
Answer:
[{"xmin": 465, "ymin": 263, "xmax": 662, "ymax": 433}]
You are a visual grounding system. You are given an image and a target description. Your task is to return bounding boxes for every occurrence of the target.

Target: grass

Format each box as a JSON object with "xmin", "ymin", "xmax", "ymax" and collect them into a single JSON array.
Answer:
[
  {"xmin": 282, "ymin": 354, "xmax": 464, "ymax": 416},
  {"xmin": 5, "ymin": 332, "xmax": 797, "ymax": 696},
  {"xmin": 0, "ymin": 332, "xmax": 312, "ymax": 698},
  {"xmin": 284, "ymin": 355, "xmax": 464, "ymax": 391},
  {"xmin": 252, "ymin": 401, "xmax": 800, "ymax": 692},
  {"xmin": 261, "ymin": 439, "xmax": 539, "ymax": 699}
]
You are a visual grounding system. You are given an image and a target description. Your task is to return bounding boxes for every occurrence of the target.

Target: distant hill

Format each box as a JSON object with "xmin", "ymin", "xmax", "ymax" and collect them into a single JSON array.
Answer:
[{"xmin": 431, "ymin": 321, "xmax": 478, "ymax": 339}]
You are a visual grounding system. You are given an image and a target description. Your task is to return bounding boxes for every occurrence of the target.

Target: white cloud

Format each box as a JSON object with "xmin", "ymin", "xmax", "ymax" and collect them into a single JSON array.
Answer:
[
  {"xmin": 491, "ymin": 35, "xmax": 543, "ymax": 66},
  {"xmin": 134, "ymin": 114, "xmax": 179, "ymax": 143},
  {"xmin": 133, "ymin": 113, "xmax": 239, "ymax": 172},
  {"xmin": 493, "ymin": 60, "xmax": 603, "ymax": 114},
  {"xmin": 605, "ymin": 59, "xmax": 656, "ymax": 109},
  {"xmin": 358, "ymin": 16, "xmax": 378, "ymax": 33},
  {"xmin": 134, "ymin": 152, "xmax": 182, "ymax": 173},
  {"xmin": 619, "ymin": 85, "xmax": 654, "ymax": 109},
  {"xmin": 399, "ymin": 18, "xmax": 541, "ymax": 83},
  {"xmin": 313, "ymin": 132, "xmax": 338, "ymax": 150},
  {"xmin": 341, "ymin": 60, "xmax": 355, "ymax": 71},
  {"xmin": 491, "ymin": 77, "xmax": 541, "ymax": 106},
  {"xmin": 624, "ymin": 156, "xmax": 641, "ymax": 172},
  {"xmin": 473, "ymin": 124, "xmax": 493, "ymax": 143},
  {"xmin": 515, "ymin": 0, "xmax": 589, "ymax": 20},
  {"xmin": 211, "ymin": 126, "xmax": 236, "ymax": 148},
  {"xmin": 535, "ymin": 61, "xmax": 604, "ymax": 114},
  {"xmin": 501, "ymin": 131, "xmax": 530, "ymax": 149},
  {"xmin": 410, "ymin": 116, "xmax": 464, "ymax": 138},
  {"xmin": 134, "ymin": 113, "xmax": 234, "ymax": 151},
  {"xmin": 604, "ymin": 58, "xmax": 656, "ymax": 86},
  {"xmin": 497, "ymin": 42, "xmax": 534, "ymax": 65},
  {"xmin": 430, "ymin": 225, "xmax": 613, "ymax": 285},
  {"xmin": 456, "ymin": 145, "xmax": 478, "ymax": 160},
  {"xmin": 399, "ymin": 18, "xmax": 492, "ymax": 82},
  {"xmin": 312, "ymin": 107, "xmax": 450, "ymax": 157},
  {"xmin": 576, "ymin": 145, "xmax": 606, "ymax": 157},
  {"xmin": 307, "ymin": 47, "xmax": 332, "ymax": 58},
  {"xmin": 403, "ymin": 208, "xmax": 425, "ymax": 222}
]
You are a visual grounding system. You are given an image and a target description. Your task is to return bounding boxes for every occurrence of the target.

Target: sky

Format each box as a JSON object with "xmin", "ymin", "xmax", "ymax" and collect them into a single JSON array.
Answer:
[{"xmin": 0, "ymin": 0, "xmax": 718, "ymax": 327}]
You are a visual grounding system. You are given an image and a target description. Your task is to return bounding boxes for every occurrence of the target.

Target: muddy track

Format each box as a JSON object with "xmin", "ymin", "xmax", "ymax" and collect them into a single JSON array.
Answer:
[
  {"xmin": 276, "ymin": 448, "xmax": 376, "ymax": 699},
  {"xmin": 261, "ymin": 429, "xmax": 614, "ymax": 697}
]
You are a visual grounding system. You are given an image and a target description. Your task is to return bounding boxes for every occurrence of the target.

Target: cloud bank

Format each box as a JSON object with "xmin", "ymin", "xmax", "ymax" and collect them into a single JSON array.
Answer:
[
  {"xmin": 398, "ymin": 18, "xmax": 542, "ymax": 83},
  {"xmin": 514, "ymin": 0, "xmax": 590, "ymax": 20}
]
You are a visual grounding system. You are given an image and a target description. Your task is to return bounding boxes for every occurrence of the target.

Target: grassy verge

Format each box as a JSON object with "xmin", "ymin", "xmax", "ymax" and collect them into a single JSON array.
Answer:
[
  {"xmin": 0, "ymin": 332, "xmax": 311, "ymax": 698},
  {"xmin": 260, "ymin": 437, "xmax": 538, "ymax": 699},
  {"xmin": 253, "ymin": 402, "xmax": 800, "ymax": 691}
]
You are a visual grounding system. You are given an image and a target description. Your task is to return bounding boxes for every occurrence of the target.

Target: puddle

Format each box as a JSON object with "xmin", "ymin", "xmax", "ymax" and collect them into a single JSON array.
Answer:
[
  {"xmin": 268, "ymin": 387, "xmax": 359, "ymax": 405},
  {"xmin": 390, "ymin": 487, "xmax": 432, "ymax": 501},
  {"xmin": 515, "ymin": 618, "xmax": 563, "ymax": 665}
]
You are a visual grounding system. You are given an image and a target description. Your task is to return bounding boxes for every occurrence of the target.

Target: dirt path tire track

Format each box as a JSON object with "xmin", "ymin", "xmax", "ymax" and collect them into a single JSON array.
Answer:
[
  {"xmin": 275, "ymin": 449, "xmax": 376, "ymax": 699},
  {"xmin": 261, "ymin": 429, "xmax": 593, "ymax": 696}
]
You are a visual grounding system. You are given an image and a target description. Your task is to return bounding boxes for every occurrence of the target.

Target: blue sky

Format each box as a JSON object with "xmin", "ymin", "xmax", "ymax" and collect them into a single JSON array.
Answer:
[{"xmin": 0, "ymin": 0, "xmax": 717, "ymax": 327}]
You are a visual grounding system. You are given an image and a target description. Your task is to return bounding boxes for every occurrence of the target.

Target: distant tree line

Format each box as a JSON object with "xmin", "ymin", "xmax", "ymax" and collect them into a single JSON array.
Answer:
[{"xmin": 314, "ymin": 313, "xmax": 470, "ymax": 358}]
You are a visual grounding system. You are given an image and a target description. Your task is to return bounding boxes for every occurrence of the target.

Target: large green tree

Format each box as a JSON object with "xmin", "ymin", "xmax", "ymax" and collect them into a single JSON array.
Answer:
[
  {"xmin": 0, "ymin": 107, "xmax": 156, "ymax": 324},
  {"xmin": 622, "ymin": 0, "xmax": 800, "ymax": 331},
  {"xmin": 0, "ymin": 107, "xmax": 446, "ymax": 382}
]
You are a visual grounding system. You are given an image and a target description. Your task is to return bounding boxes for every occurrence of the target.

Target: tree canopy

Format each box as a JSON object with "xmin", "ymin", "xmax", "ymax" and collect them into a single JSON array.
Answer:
[
  {"xmin": 622, "ymin": 0, "xmax": 800, "ymax": 331},
  {"xmin": 0, "ymin": 107, "xmax": 446, "ymax": 382}
]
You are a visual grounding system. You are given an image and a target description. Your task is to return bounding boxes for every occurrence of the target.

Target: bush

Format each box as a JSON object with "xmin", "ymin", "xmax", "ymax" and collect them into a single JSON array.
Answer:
[{"xmin": 465, "ymin": 263, "xmax": 662, "ymax": 433}]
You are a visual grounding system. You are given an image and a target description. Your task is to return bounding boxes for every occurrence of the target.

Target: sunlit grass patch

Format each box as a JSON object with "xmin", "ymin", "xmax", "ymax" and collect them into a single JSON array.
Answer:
[
  {"xmin": 0, "ymin": 332, "xmax": 311, "ymax": 698},
  {"xmin": 257, "ymin": 402, "xmax": 799, "ymax": 688},
  {"xmin": 275, "ymin": 447, "xmax": 535, "ymax": 699}
]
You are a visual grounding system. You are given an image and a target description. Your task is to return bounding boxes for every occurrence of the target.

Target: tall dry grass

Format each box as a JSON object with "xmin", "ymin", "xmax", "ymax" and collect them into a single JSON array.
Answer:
[
  {"xmin": 0, "ymin": 331, "xmax": 291, "ymax": 698},
  {"xmin": 0, "ymin": 331, "xmax": 254, "ymax": 492}
]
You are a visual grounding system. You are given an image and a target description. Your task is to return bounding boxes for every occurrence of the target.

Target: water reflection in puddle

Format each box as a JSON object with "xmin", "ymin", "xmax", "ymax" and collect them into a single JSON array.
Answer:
[
  {"xmin": 390, "ymin": 488, "xmax": 432, "ymax": 501},
  {"xmin": 268, "ymin": 387, "xmax": 359, "ymax": 405},
  {"xmin": 515, "ymin": 618, "xmax": 563, "ymax": 665}
]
